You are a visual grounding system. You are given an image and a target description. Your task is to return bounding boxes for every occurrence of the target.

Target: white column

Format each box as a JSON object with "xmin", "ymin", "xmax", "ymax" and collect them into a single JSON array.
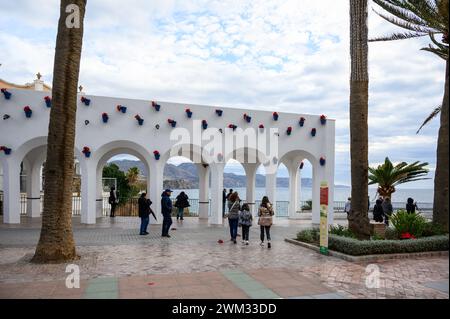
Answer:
[
  {"xmin": 326, "ymin": 120, "xmax": 336, "ymax": 225},
  {"xmin": 297, "ymin": 168, "xmax": 302, "ymax": 213},
  {"xmin": 265, "ymin": 172, "xmax": 277, "ymax": 223},
  {"xmin": 288, "ymin": 164, "xmax": 300, "ymax": 219},
  {"xmin": 243, "ymin": 163, "xmax": 258, "ymax": 217},
  {"xmin": 149, "ymin": 161, "xmax": 163, "ymax": 225},
  {"xmin": 81, "ymin": 161, "xmax": 96, "ymax": 224},
  {"xmin": 95, "ymin": 167, "xmax": 103, "ymax": 218},
  {"xmin": 2, "ymin": 158, "xmax": 21, "ymax": 224},
  {"xmin": 197, "ymin": 164, "xmax": 210, "ymax": 219},
  {"xmin": 209, "ymin": 164, "xmax": 224, "ymax": 225},
  {"xmin": 312, "ymin": 162, "xmax": 327, "ymax": 225},
  {"xmin": 26, "ymin": 161, "xmax": 42, "ymax": 217}
]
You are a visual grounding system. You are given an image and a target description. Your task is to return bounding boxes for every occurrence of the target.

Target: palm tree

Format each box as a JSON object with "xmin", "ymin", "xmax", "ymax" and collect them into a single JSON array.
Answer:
[
  {"xmin": 32, "ymin": 0, "xmax": 87, "ymax": 263},
  {"xmin": 348, "ymin": 0, "xmax": 371, "ymax": 239},
  {"xmin": 369, "ymin": 157, "xmax": 430, "ymax": 199},
  {"xmin": 126, "ymin": 167, "xmax": 140, "ymax": 186},
  {"xmin": 370, "ymin": 0, "xmax": 449, "ymax": 230}
]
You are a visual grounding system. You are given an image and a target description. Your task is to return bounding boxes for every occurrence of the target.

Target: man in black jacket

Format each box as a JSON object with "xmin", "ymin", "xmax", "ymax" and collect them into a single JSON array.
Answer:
[
  {"xmin": 161, "ymin": 189, "xmax": 173, "ymax": 237},
  {"xmin": 109, "ymin": 186, "xmax": 118, "ymax": 217},
  {"xmin": 138, "ymin": 192, "xmax": 151, "ymax": 235}
]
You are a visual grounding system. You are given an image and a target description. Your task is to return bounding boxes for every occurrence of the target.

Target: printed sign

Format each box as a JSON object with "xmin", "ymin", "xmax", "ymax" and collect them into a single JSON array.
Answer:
[{"xmin": 319, "ymin": 181, "xmax": 329, "ymax": 255}]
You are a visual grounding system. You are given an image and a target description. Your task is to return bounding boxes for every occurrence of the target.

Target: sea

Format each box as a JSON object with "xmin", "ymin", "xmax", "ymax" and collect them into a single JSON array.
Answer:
[{"xmin": 169, "ymin": 187, "xmax": 434, "ymax": 204}]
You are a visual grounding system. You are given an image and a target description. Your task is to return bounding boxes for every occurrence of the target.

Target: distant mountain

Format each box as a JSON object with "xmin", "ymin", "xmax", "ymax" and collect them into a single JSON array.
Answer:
[{"xmin": 108, "ymin": 160, "xmax": 348, "ymax": 188}]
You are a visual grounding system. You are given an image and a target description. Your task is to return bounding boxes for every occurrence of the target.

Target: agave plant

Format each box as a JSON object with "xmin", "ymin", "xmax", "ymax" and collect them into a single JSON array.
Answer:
[{"xmin": 368, "ymin": 157, "xmax": 430, "ymax": 198}]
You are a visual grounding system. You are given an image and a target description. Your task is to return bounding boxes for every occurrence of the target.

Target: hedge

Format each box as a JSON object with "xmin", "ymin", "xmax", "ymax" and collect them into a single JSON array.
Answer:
[{"xmin": 328, "ymin": 234, "xmax": 449, "ymax": 256}]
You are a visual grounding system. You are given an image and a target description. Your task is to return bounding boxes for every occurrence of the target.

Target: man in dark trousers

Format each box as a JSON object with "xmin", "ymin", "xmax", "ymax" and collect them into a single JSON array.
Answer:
[
  {"xmin": 138, "ymin": 192, "xmax": 150, "ymax": 235},
  {"xmin": 109, "ymin": 186, "xmax": 118, "ymax": 217},
  {"xmin": 161, "ymin": 189, "xmax": 173, "ymax": 237}
]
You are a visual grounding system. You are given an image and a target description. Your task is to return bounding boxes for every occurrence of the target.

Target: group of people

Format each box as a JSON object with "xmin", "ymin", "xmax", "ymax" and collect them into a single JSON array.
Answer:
[
  {"xmin": 224, "ymin": 189, "xmax": 274, "ymax": 248},
  {"xmin": 127, "ymin": 186, "xmax": 275, "ymax": 247},
  {"xmin": 344, "ymin": 196, "xmax": 419, "ymax": 226}
]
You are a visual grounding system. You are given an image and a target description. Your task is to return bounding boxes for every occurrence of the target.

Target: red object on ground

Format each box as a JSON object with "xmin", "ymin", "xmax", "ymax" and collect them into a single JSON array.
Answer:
[
  {"xmin": 218, "ymin": 239, "xmax": 224, "ymax": 244},
  {"xmin": 147, "ymin": 282, "xmax": 155, "ymax": 286}
]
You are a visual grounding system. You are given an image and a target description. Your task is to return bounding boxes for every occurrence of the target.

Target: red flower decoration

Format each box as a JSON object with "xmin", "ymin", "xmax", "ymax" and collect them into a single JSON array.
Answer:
[
  {"xmin": 24, "ymin": 106, "xmax": 32, "ymax": 112},
  {"xmin": 82, "ymin": 146, "xmax": 90, "ymax": 153},
  {"xmin": 259, "ymin": 124, "xmax": 264, "ymax": 129}
]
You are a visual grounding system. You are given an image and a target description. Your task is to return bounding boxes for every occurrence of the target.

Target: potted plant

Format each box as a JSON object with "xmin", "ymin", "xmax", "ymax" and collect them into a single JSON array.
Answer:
[
  {"xmin": 273, "ymin": 112, "xmax": 279, "ymax": 121},
  {"xmin": 311, "ymin": 128, "xmax": 317, "ymax": 137},
  {"xmin": 80, "ymin": 96, "xmax": 91, "ymax": 106},
  {"xmin": 228, "ymin": 124, "xmax": 237, "ymax": 131},
  {"xmin": 320, "ymin": 114, "xmax": 327, "ymax": 125},
  {"xmin": 215, "ymin": 109, "xmax": 223, "ymax": 116},
  {"xmin": 116, "ymin": 105, "xmax": 127, "ymax": 113},
  {"xmin": 151, "ymin": 101, "xmax": 161, "ymax": 111},
  {"xmin": 44, "ymin": 96, "xmax": 52, "ymax": 108},
  {"xmin": 185, "ymin": 108, "xmax": 193, "ymax": 118},
  {"xmin": 102, "ymin": 112, "xmax": 109, "ymax": 123},
  {"xmin": 286, "ymin": 126, "xmax": 292, "ymax": 135},
  {"xmin": 1, "ymin": 88, "xmax": 11, "ymax": 100},
  {"xmin": 299, "ymin": 117, "xmax": 305, "ymax": 127},
  {"xmin": 24, "ymin": 106, "xmax": 32, "ymax": 118},
  {"xmin": 258, "ymin": 124, "xmax": 265, "ymax": 132},
  {"xmin": 0, "ymin": 146, "xmax": 12, "ymax": 155},
  {"xmin": 82, "ymin": 146, "xmax": 91, "ymax": 158},
  {"xmin": 299, "ymin": 161, "xmax": 304, "ymax": 169},
  {"xmin": 153, "ymin": 150, "xmax": 160, "ymax": 160},
  {"xmin": 243, "ymin": 113, "xmax": 251, "ymax": 123},
  {"xmin": 168, "ymin": 119, "xmax": 177, "ymax": 128},
  {"xmin": 135, "ymin": 114, "xmax": 144, "ymax": 125},
  {"xmin": 320, "ymin": 157, "xmax": 326, "ymax": 166},
  {"xmin": 202, "ymin": 120, "xmax": 208, "ymax": 129}
]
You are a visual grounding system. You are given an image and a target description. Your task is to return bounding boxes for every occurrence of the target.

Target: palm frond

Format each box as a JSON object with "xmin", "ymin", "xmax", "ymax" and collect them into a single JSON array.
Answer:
[
  {"xmin": 416, "ymin": 106, "xmax": 442, "ymax": 133},
  {"xmin": 369, "ymin": 32, "xmax": 427, "ymax": 42}
]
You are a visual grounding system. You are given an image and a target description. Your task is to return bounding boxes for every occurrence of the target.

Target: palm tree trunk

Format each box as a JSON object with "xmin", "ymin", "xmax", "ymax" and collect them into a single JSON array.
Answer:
[
  {"xmin": 348, "ymin": 0, "xmax": 371, "ymax": 239},
  {"xmin": 433, "ymin": 57, "xmax": 449, "ymax": 231},
  {"xmin": 32, "ymin": 0, "xmax": 86, "ymax": 263}
]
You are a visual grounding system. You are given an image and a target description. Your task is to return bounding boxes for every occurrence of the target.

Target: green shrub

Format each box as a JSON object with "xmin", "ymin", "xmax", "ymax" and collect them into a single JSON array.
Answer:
[
  {"xmin": 385, "ymin": 227, "xmax": 399, "ymax": 240},
  {"xmin": 422, "ymin": 222, "xmax": 448, "ymax": 237},
  {"xmin": 390, "ymin": 210, "xmax": 427, "ymax": 238},
  {"xmin": 296, "ymin": 228, "xmax": 319, "ymax": 244},
  {"xmin": 301, "ymin": 200, "xmax": 312, "ymax": 210},
  {"xmin": 329, "ymin": 225, "xmax": 356, "ymax": 238},
  {"xmin": 328, "ymin": 234, "xmax": 449, "ymax": 256}
]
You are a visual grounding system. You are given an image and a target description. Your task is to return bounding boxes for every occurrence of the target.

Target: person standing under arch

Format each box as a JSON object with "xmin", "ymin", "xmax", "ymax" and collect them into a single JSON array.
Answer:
[
  {"xmin": 161, "ymin": 189, "xmax": 173, "ymax": 237},
  {"xmin": 109, "ymin": 186, "xmax": 118, "ymax": 217},
  {"xmin": 138, "ymin": 192, "xmax": 150, "ymax": 235},
  {"xmin": 227, "ymin": 191, "xmax": 241, "ymax": 244}
]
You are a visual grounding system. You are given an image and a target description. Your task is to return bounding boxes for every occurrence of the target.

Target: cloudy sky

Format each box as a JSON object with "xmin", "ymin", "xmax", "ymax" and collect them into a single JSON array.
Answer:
[{"xmin": 0, "ymin": 0, "xmax": 445, "ymax": 188}]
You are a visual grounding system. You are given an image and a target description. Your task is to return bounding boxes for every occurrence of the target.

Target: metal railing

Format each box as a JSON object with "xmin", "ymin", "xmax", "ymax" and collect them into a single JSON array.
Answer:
[{"xmin": 0, "ymin": 192, "xmax": 434, "ymax": 217}]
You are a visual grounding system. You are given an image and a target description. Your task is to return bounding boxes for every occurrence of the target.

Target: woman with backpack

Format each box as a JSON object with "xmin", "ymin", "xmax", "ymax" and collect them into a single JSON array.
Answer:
[
  {"xmin": 239, "ymin": 203, "xmax": 253, "ymax": 245},
  {"xmin": 227, "ymin": 192, "xmax": 241, "ymax": 244},
  {"xmin": 174, "ymin": 191, "xmax": 190, "ymax": 221},
  {"xmin": 258, "ymin": 196, "xmax": 274, "ymax": 248}
]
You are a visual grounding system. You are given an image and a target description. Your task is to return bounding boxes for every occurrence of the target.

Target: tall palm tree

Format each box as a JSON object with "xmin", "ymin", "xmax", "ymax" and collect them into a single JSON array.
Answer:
[
  {"xmin": 370, "ymin": 0, "xmax": 449, "ymax": 230},
  {"xmin": 369, "ymin": 157, "xmax": 430, "ymax": 199},
  {"xmin": 348, "ymin": 0, "xmax": 371, "ymax": 239},
  {"xmin": 32, "ymin": 0, "xmax": 87, "ymax": 263}
]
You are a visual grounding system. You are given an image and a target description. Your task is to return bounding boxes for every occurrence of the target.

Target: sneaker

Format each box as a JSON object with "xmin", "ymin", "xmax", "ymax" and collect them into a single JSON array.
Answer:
[
  {"xmin": 233, "ymin": 239, "xmax": 237, "ymax": 244},
  {"xmin": 144, "ymin": 232, "xmax": 149, "ymax": 235},
  {"xmin": 268, "ymin": 242, "xmax": 271, "ymax": 249},
  {"xmin": 246, "ymin": 241, "xmax": 249, "ymax": 246},
  {"xmin": 260, "ymin": 242, "xmax": 264, "ymax": 247}
]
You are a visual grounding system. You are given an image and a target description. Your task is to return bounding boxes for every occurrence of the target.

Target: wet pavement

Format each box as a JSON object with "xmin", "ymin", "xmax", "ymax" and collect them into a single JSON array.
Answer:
[{"xmin": 0, "ymin": 217, "xmax": 448, "ymax": 299}]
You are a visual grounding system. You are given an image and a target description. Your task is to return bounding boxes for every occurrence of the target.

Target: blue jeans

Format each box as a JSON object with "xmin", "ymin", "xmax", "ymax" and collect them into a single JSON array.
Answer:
[
  {"xmin": 140, "ymin": 216, "xmax": 149, "ymax": 234},
  {"xmin": 228, "ymin": 218, "xmax": 239, "ymax": 240},
  {"xmin": 177, "ymin": 207, "xmax": 184, "ymax": 219}
]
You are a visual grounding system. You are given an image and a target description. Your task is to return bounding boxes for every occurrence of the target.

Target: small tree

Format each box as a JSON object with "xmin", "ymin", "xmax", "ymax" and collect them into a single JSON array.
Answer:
[{"xmin": 369, "ymin": 157, "xmax": 430, "ymax": 198}]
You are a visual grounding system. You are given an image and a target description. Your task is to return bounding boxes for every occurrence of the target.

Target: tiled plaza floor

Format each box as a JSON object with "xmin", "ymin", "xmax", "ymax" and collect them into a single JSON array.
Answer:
[{"xmin": 0, "ymin": 217, "xmax": 448, "ymax": 299}]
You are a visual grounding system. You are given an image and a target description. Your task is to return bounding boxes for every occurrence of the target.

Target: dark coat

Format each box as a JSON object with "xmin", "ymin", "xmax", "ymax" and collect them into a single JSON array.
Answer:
[
  {"xmin": 175, "ymin": 193, "xmax": 190, "ymax": 208},
  {"xmin": 406, "ymin": 203, "xmax": 417, "ymax": 214},
  {"xmin": 373, "ymin": 203, "xmax": 384, "ymax": 222},
  {"xmin": 161, "ymin": 192, "xmax": 173, "ymax": 218},
  {"xmin": 138, "ymin": 197, "xmax": 151, "ymax": 218},
  {"xmin": 109, "ymin": 190, "xmax": 118, "ymax": 204}
]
